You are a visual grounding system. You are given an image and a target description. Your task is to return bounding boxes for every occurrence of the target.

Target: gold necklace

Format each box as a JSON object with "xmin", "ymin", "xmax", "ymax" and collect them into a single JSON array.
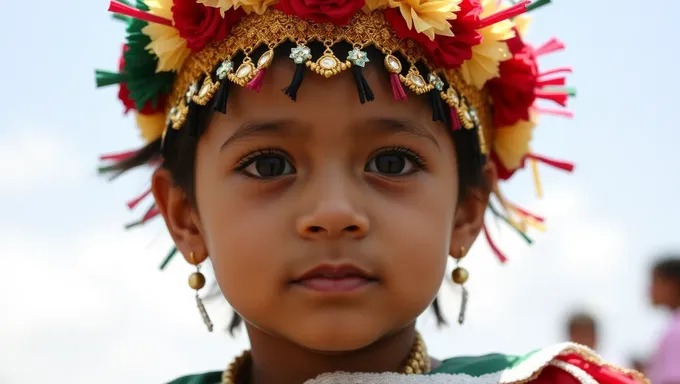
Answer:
[{"xmin": 221, "ymin": 333, "xmax": 430, "ymax": 384}]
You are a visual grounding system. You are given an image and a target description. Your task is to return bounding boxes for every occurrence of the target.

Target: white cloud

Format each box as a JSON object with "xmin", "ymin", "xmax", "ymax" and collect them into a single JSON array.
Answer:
[
  {"xmin": 0, "ymin": 226, "xmax": 246, "ymax": 384},
  {"xmin": 0, "ymin": 124, "xmax": 85, "ymax": 192}
]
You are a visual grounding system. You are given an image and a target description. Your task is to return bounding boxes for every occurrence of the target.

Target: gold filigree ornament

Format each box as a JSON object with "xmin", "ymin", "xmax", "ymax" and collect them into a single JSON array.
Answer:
[
  {"xmin": 165, "ymin": 10, "xmax": 491, "ymax": 141},
  {"xmin": 477, "ymin": 118, "xmax": 488, "ymax": 154},
  {"xmin": 441, "ymin": 86, "xmax": 461, "ymax": 108},
  {"xmin": 192, "ymin": 73, "xmax": 221, "ymax": 106},
  {"xmin": 457, "ymin": 97, "xmax": 475, "ymax": 130},
  {"xmin": 308, "ymin": 43, "xmax": 351, "ymax": 78},
  {"xmin": 383, "ymin": 53, "xmax": 403, "ymax": 74},
  {"xmin": 400, "ymin": 64, "xmax": 434, "ymax": 95},
  {"xmin": 168, "ymin": 98, "xmax": 189, "ymax": 130},
  {"xmin": 229, "ymin": 55, "xmax": 258, "ymax": 87}
]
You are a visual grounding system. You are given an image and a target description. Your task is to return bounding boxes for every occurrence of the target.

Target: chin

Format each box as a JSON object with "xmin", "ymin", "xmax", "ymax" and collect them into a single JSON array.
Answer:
[{"xmin": 286, "ymin": 313, "xmax": 394, "ymax": 352}]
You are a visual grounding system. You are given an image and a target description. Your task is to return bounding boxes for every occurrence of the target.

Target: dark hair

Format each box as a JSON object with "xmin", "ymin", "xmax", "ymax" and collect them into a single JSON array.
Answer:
[
  {"xmin": 653, "ymin": 256, "xmax": 680, "ymax": 286},
  {"xmin": 567, "ymin": 312, "xmax": 597, "ymax": 333},
  {"xmin": 104, "ymin": 41, "xmax": 490, "ymax": 334}
]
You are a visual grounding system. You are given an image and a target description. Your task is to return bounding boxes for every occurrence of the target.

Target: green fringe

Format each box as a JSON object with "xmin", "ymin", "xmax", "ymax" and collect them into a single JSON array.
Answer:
[
  {"xmin": 97, "ymin": 164, "xmax": 115, "ymax": 174},
  {"xmin": 487, "ymin": 203, "xmax": 534, "ymax": 244},
  {"xmin": 95, "ymin": 70, "xmax": 127, "ymax": 87},
  {"xmin": 112, "ymin": 14, "xmax": 130, "ymax": 22},
  {"xmin": 159, "ymin": 247, "xmax": 178, "ymax": 270},
  {"xmin": 121, "ymin": 17, "xmax": 176, "ymax": 110},
  {"xmin": 526, "ymin": 0, "xmax": 551, "ymax": 12}
]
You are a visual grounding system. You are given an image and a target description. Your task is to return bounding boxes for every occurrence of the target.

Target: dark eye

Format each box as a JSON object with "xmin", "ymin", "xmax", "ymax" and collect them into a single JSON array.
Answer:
[
  {"xmin": 365, "ymin": 150, "xmax": 422, "ymax": 176},
  {"xmin": 238, "ymin": 152, "xmax": 295, "ymax": 179}
]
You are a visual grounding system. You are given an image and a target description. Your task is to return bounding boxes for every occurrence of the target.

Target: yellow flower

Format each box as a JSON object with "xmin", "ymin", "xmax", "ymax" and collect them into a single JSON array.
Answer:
[
  {"xmin": 388, "ymin": 0, "xmax": 462, "ymax": 40},
  {"xmin": 136, "ymin": 112, "xmax": 166, "ymax": 142},
  {"xmin": 363, "ymin": 0, "xmax": 390, "ymax": 13},
  {"xmin": 459, "ymin": 0, "xmax": 515, "ymax": 89},
  {"xmin": 493, "ymin": 115, "xmax": 536, "ymax": 171},
  {"xmin": 196, "ymin": 0, "xmax": 239, "ymax": 16},
  {"xmin": 514, "ymin": 13, "xmax": 531, "ymax": 37},
  {"xmin": 237, "ymin": 0, "xmax": 279, "ymax": 14},
  {"xmin": 142, "ymin": 0, "xmax": 191, "ymax": 72}
]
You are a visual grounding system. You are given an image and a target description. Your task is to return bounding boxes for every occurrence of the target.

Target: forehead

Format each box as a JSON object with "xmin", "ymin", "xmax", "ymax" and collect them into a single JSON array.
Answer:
[{"xmin": 215, "ymin": 57, "xmax": 442, "ymax": 137}]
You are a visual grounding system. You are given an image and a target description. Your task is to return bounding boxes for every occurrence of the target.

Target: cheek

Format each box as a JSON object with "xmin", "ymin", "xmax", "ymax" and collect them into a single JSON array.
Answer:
[
  {"xmin": 374, "ymin": 177, "xmax": 457, "ymax": 314},
  {"xmin": 193, "ymin": 160, "xmax": 289, "ymax": 315}
]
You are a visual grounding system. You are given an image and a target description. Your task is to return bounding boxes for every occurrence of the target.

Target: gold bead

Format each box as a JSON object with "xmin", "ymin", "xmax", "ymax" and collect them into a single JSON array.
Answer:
[
  {"xmin": 452, "ymin": 267, "xmax": 469, "ymax": 285},
  {"xmin": 189, "ymin": 272, "xmax": 206, "ymax": 290}
]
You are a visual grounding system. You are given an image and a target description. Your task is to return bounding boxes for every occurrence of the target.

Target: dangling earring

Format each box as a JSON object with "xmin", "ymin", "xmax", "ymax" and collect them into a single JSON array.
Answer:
[
  {"xmin": 188, "ymin": 251, "xmax": 214, "ymax": 332},
  {"xmin": 452, "ymin": 246, "xmax": 470, "ymax": 325}
]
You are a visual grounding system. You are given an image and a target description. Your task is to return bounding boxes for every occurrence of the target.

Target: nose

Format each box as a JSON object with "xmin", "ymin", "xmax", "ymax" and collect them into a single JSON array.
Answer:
[{"xmin": 296, "ymin": 185, "xmax": 370, "ymax": 240}]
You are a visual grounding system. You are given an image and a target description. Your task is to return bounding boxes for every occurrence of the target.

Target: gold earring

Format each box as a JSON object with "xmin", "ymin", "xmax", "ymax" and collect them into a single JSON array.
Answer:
[
  {"xmin": 188, "ymin": 251, "xmax": 213, "ymax": 332},
  {"xmin": 451, "ymin": 246, "xmax": 469, "ymax": 325}
]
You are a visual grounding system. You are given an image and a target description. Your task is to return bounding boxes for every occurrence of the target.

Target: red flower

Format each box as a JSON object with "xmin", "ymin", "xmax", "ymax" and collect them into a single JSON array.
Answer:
[
  {"xmin": 487, "ymin": 32, "xmax": 538, "ymax": 127},
  {"xmin": 385, "ymin": 0, "xmax": 483, "ymax": 68},
  {"xmin": 172, "ymin": 0, "xmax": 245, "ymax": 52},
  {"xmin": 117, "ymin": 45, "xmax": 166, "ymax": 115},
  {"xmin": 276, "ymin": 0, "xmax": 365, "ymax": 26}
]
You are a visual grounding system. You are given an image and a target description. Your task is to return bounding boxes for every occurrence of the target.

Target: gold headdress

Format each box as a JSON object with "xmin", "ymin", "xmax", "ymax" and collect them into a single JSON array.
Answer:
[{"xmin": 96, "ymin": 0, "xmax": 575, "ymax": 265}]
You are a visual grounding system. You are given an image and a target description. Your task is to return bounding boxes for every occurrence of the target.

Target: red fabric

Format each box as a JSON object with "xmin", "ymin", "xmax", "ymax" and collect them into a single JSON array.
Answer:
[
  {"xmin": 487, "ymin": 31, "xmax": 538, "ymax": 127},
  {"xmin": 531, "ymin": 366, "xmax": 581, "ymax": 384},
  {"xmin": 555, "ymin": 355, "xmax": 640, "ymax": 384},
  {"xmin": 117, "ymin": 45, "xmax": 166, "ymax": 115},
  {"xmin": 276, "ymin": 0, "xmax": 365, "ymax": 26},
  {"xmin": 172, "ymin": 0, "xmax": 244, "ymax": 52},
  {"xmin": 385, "ymin": 0, "xmax": 483, "ymax": 68}
]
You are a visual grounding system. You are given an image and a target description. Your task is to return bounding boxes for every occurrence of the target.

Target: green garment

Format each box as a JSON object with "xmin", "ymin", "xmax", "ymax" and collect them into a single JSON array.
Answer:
[{"xmin": 166, "ymin": 343, "xmax": 597, "ymax": 384}]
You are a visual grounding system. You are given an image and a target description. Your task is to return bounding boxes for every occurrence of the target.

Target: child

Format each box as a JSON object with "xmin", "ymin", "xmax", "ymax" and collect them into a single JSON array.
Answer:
[
  {"xmin": 647, "ymin": 257, "xmax": 680, "ymax": 384},
  {"xmin": 566, "ymin": 312, "xmax": 599, "ymax": 351},
  {"xmin": 96, "ymin": 0, "xmax": 646, "ymax": 383}
]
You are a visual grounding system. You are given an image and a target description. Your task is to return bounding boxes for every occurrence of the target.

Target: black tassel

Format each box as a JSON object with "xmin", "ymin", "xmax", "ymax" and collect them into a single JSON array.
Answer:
[
  {"xmin": 351, "ymin": 66, "xmax": 375, "ymax": 104},
  {"xmin": 283, "ymin": 63, "xmax": 306, "ymax": 101},
  {"xmin": 428, "ymin": 89, "xmax": 449, "ymax": 127},
  {"xmin": 212, "ymin": 80, "xmax": 229, "ymax": 114}
]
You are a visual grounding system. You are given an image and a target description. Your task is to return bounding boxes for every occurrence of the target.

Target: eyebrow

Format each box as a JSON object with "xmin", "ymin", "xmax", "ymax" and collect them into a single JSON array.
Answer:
[
  {"xmin": 367, "ymin": 118, "xmax": 440, "ymax": 149},
  {"xmin": 220, "ymin": 118, "xmax": 440, "ymax": 151},
  {"xmin": 220, "ymin": 120, "xmax": 297, "ymax": 151}
]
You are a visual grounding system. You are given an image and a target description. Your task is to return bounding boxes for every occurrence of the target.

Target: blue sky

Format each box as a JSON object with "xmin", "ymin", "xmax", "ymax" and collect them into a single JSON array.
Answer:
[{"xmin": 1, "ymin": 0, "xmax": 679, "ymax": 383}]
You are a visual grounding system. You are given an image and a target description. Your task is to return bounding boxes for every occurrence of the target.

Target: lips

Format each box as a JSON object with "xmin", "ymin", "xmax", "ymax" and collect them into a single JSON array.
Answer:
[{"xmin": 292, "ymin": 264, "xmax": 378, "ymax": 293}]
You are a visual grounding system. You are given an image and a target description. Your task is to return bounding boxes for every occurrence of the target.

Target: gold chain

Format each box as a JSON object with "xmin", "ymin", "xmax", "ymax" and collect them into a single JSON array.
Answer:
[{"xmin": 221, "ymin": 333, "xmax": 430, "ymax": 384}]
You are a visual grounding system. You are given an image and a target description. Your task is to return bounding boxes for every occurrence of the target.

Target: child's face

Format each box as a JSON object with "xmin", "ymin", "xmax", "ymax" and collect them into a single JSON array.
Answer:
[
  {"xmin": 568, "ymin": 324, "xmax": 596, "ymax": 349},
  {"xmin": 155, "ymin": 59, "xmax": 489, "ymax": 351},
  {"xmin": 650, "ymin": 272, "xmax": 678, "ymax": 308}
]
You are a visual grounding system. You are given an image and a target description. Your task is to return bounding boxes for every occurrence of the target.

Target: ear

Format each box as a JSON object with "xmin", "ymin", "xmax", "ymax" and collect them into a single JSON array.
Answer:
[
  {"xmin": 449, "ymin": 162, "xmax": 497, "ymax": 256},
  {"xmin": 152, "ymin": 168, "xmax": 208, "ymax": 264}
]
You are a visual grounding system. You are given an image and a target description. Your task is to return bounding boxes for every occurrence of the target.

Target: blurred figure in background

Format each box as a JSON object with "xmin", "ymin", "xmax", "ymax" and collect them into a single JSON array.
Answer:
[
  {"xmin": 566, "ymin": 311, "xmax": 599, "ymax": 350},
  {"xmin": 648, "ymin": 256, "xmax": 680, "ymax": 384}
]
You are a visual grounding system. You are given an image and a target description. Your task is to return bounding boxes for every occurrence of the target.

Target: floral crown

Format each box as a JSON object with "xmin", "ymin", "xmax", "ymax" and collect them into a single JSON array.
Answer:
[{"xmin": 96, "ymin": 0, "xmax": 575, "ymax": 267}]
